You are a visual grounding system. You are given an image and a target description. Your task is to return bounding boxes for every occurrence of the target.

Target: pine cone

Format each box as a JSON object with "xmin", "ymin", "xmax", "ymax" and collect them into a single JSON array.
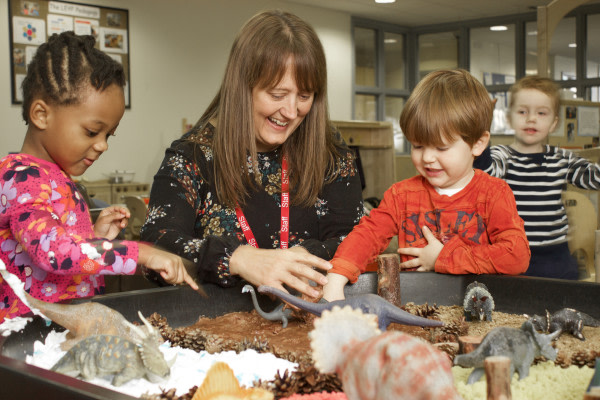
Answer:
[
  {"xmin": 140, "ymin": 387, "xmax": 178, "ymax": 400},
  {"xmin": 232, "ymin": 336, "xmax": 272, "ymax": 353},
  {"xmin": 439, "ymin": 317, "xmax": 469, "ymax": 339},
  {"xmin": 402, "ymin": 302, "xmax": 439, "ymax": 318},
  {"xmin": 147, "ymin": 312, "xmax": 174, "ymax": 340},
  {"xmin": 571, "ymin": 351, "xmax": 590, "ymax": 367},
  {"xmin": 268, "ymin": 363, "xmax": 343, "ymax": 398}
]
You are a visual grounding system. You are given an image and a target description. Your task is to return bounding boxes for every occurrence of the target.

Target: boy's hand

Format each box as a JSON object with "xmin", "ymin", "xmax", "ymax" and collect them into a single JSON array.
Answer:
[
  {"xmin": 322, "ymin": 272, "xmax": 348, "ymax": 301},
  {"xmin": 93, "ymin": 206, "xmax": 130, "ymax": 239},
  {"xmin": 397, "ymin": 226, "xmax": 443, "ymax": 272}
]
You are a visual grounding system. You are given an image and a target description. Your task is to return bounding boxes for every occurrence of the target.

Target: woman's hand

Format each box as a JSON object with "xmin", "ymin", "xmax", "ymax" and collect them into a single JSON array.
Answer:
[
  {"xmin": 229, "ymin": 245, "xmax": 331, "ymax": 298},
  {"xmin": 397, "ymin": 225, "xmax": 443, "ymax": 272},
  {"xmin": 137, "ymin": 243, "xmax": 199, "ymax": 291},
  {"xmin": 93, "ymin": 206, "xmax": 130, "ymax": 239}
]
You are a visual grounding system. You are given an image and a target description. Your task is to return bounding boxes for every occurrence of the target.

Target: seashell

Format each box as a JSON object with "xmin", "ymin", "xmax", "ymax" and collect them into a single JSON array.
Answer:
[{"xmin": 191, "ymin": 361, "xmax": 274, "ymax": 400}]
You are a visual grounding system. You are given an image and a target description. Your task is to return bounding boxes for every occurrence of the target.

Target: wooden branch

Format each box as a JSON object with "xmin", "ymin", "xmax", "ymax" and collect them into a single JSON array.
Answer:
[
  {"xmin": 485, "ymin": 356, "xmax": 512, "ymax": 400},
  {"xmin": 458, "ymin": 335, "xmax": 482, "ymax": 354},
  {"xmin": 584, "ymin": 387, "xmax": 600, "ymax": 400},
  {"xmin": 377, "ymin": 254, "xmax": 401, "ymax": 308}
]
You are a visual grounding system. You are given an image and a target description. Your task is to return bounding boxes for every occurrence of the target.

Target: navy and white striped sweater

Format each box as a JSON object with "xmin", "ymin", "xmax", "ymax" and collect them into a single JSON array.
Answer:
[{"xmin": 475, "ymin": 144, "xmax": 600, "ymax": 247}]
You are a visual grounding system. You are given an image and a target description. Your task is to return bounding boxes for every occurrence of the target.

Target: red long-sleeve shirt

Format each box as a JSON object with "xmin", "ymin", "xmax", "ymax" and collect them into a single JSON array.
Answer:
[{"xmin": 331, "ymin": 170, "xmax": 530, "ymax": 283}]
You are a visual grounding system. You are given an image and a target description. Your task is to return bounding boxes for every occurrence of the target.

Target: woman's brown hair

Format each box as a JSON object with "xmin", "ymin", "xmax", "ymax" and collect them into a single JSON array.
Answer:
[{"xmin": 194, "ymin": 10, "xmax": 340, "ymax": 207}]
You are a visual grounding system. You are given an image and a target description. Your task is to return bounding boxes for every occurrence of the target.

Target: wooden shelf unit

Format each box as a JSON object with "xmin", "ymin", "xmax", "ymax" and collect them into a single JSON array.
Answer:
[{"xmin": 332, "ymin": 120, "xmax": 396, "ymax": 200}]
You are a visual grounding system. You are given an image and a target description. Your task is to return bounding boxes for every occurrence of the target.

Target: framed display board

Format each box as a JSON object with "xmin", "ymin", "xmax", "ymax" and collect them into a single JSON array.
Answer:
[{"xmin": 7, "ymin": 0, "xmax": 130, "ymax": 107}]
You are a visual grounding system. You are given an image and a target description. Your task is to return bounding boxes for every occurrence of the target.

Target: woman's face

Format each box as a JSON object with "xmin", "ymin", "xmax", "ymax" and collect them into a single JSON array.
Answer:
[{"xmin": 252, "ymin": 61, "xmax": 314, "ymax": 152}]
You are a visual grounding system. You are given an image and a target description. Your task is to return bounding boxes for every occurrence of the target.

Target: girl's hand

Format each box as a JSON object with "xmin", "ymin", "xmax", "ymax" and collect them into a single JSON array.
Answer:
[
  {"xmin": 93, "ymin": 206, "xmax": 130, "ymax": 239},
  {"xmin": 397, "ymin": 225, "xmax": 443, "ymax": 272},
  {"xmin": 137, "ymin": 243, "xmax": 199, "ymax": 291},
  {"xmin": 229, "ymin": 245, "xmax": 331, "ymax": 298}
]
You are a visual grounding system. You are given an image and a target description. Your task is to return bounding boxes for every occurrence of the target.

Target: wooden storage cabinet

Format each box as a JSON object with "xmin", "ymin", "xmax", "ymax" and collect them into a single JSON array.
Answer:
[
  {"xmin": 82, "ymin": 180, "xmax": 150, "ymax": 204},
  {"xmin": 332, "ymin": 120, "xmax": 395, "ymax": 200}
]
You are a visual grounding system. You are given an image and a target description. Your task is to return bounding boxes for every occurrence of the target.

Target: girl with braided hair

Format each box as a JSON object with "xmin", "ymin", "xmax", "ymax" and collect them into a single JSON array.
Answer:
[{"xmin": 0, "ymin": 31, "xmax": 198, "ymax": 322}]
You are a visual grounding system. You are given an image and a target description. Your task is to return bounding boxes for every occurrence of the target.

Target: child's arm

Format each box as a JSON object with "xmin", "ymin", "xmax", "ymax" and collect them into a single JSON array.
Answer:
[
  {"xmin": 328, "ymin": 185, "xmax": 401, "ymax": 288},
  {"xmin": 93, "ymin": 206, "xmax": 130, "ymax": 239},
  {"xmin": 475, "ymin": 145, "xmax": 510, "ymax": 178},
  {"xmin": 137, "ymin": 243, "xmax": 199, "ymax": 290},
  {"xmin": 564, "ymin": 150, "xmax": 600, "ymax": 190},
  {"xmin": 322, "ymin": 272, "xmax": 349, "ymax": 301}
]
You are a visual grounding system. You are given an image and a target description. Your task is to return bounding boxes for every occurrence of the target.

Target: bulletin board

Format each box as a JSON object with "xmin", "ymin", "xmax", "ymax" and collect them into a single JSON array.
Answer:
[
  {"xmin": 551, "ymin": 99, "xmax": 600, "ymax": 149},
  {"xmin": 7, "ymin": 0, "xmax": 130, "ymax": 107}
]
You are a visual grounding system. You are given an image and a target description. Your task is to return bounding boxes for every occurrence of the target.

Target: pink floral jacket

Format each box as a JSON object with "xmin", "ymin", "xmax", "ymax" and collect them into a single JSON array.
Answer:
[{"xmin": 0, "ymin": 154, "xmax": 138, "ymax": 322}]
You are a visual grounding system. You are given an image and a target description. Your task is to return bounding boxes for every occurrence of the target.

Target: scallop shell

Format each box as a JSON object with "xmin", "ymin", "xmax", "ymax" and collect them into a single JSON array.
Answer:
[{"xmin": 191, "ymin": 361, "xmax": 274, "ymax": 400}]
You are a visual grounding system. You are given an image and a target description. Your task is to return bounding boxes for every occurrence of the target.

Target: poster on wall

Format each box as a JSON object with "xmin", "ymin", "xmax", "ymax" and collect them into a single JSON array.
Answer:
[{"xmin": 7, "ymin": 0, "xmax": 131, "ymax": 108}]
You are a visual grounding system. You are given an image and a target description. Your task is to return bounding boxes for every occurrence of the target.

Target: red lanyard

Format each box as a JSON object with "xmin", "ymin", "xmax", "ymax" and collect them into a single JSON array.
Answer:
[{"xmin": 235, "ymin": 155, "xmax": 289, "ymax": 249}]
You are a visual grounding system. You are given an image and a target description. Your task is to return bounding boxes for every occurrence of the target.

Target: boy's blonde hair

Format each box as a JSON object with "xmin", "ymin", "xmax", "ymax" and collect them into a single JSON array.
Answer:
[
  {"xmin": 400, "ymin": 69, "xmax": 492, "ymax": 147},
  {"xmin": 509, "ymin": 75, "xmax": 560, "ymax": 116}
]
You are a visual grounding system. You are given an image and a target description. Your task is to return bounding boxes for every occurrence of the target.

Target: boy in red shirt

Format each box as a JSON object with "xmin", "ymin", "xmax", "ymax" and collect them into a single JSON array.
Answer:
[{"xmin": 324, "ymin": 69, "xmax": 530, "ymax": 301}]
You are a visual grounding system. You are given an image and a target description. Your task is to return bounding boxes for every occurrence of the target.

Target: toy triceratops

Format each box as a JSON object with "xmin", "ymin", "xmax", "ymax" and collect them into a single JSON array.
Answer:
[
  {"xmin": 453, "ymin": 320, "xmax": 560, "ymax": 384},
  {"xmin": 527, "ymin": 308, "xmax": 600, "ymax": 341},
  {"xmin": 463, "ymin": 281, "xmax": 494, "ymax": 322},
  {"xmin": 51, "ymin": 311, "xmax": 174, "ymax": 386}
]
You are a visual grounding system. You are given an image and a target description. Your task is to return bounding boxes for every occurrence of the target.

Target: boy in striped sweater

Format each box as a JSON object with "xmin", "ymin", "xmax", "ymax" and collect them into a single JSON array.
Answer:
[{"xmin": 475, "ymin": 76, "xmax": 600, "ymax": 279}]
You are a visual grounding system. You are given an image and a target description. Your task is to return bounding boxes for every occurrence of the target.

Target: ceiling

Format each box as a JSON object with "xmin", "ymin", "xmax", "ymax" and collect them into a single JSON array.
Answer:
[{"xmin": 283, "ymin": 0, "xmax": 599, "ymax": 27}]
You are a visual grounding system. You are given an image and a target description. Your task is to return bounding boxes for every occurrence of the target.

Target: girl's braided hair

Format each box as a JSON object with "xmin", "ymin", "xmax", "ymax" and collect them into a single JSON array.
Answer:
[{"xmin": 21, "ymin": 30, "xmax": 125, "ymax": 124}]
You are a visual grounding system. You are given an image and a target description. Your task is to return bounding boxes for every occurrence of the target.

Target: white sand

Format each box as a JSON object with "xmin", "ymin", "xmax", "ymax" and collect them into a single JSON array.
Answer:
[{"xmin": 26, "ymin": 329, "xmax": 297, "ymax": 398}]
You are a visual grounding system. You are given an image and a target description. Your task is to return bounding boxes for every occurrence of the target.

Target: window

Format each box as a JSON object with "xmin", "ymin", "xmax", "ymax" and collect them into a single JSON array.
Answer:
[
  {"xmin": 525, "ymin": 21, "xmax": 538, "ymax": 76},
  {"xmin": 352, "ymin": 3, "xmax": 600, "ymax": 138},
  {"xmin": 384, "ymin": 32, "xmax": 405, "ymax": 90},
  {"xmin": 470, "ymin": 25, "xmax": 516, "ymax": 85},
  {"xmin": 586, "ymin": 14, "xmax": 600, "ymax": 79},
  {"xmin": 418, "ymin": 32, "xmax": 458, "ymax": 79},
  {"xmin": 550, "ymin": 17, "xmax": 576, "ymax": 81},
  {"xmin": 355, "ymin": 27, "xmax": 376, "ymax": 87},
  {"xmin": 355, "ymin": 94, "xmax": 377, "ymax": 120},
  {"xmin": 353, "ymin": 20, "xmax": 409, "ymax": 152}
]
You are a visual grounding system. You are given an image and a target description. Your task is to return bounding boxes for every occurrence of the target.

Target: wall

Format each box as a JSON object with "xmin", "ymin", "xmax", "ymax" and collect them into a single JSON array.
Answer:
[{"xmin": 0, "ymin": 0, "xmax": 353, "ymax": 184}]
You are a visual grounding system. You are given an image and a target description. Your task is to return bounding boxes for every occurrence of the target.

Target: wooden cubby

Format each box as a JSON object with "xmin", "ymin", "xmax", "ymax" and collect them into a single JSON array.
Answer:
[{"xmin": 332, "ymin": 120, "xmax": 396, "ymax": 200}]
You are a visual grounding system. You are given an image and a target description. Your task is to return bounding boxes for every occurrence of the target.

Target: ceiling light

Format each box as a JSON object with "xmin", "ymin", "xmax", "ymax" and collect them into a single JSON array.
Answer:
[
  {"xmin": 375, "ymin": 0, "xmax": 396, "ymax": 3},
  {"xmin": 527, "ymin": 30, "xmax": 537, "ymax": 36},
  {"xmin": 568, "ymin": 43, "xmax": 577, "ymax": 48},
  {"xmin": 384, "ymin": 38, "xmax": 397, "ymax": 44},
  {"xmin": 490, "ymin": 26, "xmax": 508, "ymax": 31}
]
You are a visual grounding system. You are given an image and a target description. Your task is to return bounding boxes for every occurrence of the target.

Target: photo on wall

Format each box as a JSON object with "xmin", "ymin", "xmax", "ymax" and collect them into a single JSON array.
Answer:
[{"xmin": 7, "ymin": 0, "xmax": 131, "ymax": 107}]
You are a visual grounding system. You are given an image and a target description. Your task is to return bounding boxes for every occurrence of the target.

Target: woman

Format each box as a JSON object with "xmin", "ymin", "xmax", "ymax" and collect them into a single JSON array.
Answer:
[{"xmin": 141, "ymin": 10, "xmax": 363, "ymax": 298}]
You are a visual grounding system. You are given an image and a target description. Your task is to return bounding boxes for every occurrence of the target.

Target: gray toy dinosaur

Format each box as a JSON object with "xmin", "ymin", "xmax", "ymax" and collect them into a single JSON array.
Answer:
[
  {"xmin": 257, "ymin": 285, "xmax": 444, "ymax": 331},
  {"xmin": 51, "ymin": 311, "xmax": 174, "ymax": 386},
  {"xmin": 463, "ymin": 281, "xmax": 494, "ymax": 322},
  {"xmin": 453, "ymin": 320, "xmax": 560, "ymax": 384},
  {"xmin": 242, "ymin": 284, "xmax": 293, "ymax": 328},
  {"xmin": 528, "ymin": 308, "xmax": 600, "ymax": 341}
]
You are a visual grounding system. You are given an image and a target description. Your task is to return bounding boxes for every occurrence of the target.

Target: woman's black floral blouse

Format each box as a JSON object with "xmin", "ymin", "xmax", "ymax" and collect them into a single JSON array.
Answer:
[{"xmin": 140, "ymin": 123, "xmax": 364, "ymax": 287}]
